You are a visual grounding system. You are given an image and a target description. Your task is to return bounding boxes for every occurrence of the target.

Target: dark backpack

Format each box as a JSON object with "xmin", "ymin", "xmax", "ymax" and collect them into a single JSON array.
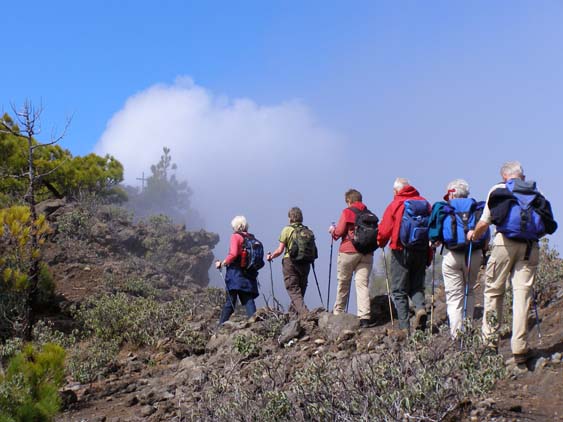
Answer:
[
  {"xmin": 239, "ymin": 233, "xmax": 265, "ymax": 272},
  {"xmin": 399, "ymin": 199, "xmax": 430, "ymax": 250},
  {"xmin": 442, "ymin": 198, "xmax": 490, "ymax": 251},
  {"xmin": 289, "ymin": 224, "xmax": 318, "ymax": 263},
  {"xmin": 350, "ymin": 207, "xmax": 379, "ymax": 254},
  {"xmin": 497, "ymin": 179, "xmax": 546, "ymax": 241}
]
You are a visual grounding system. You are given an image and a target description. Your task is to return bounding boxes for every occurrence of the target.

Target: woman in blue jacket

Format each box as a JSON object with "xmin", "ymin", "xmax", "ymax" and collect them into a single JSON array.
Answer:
[{"xmin": 215, "ymin": 215, "xmax": 258, "ymax": 325}]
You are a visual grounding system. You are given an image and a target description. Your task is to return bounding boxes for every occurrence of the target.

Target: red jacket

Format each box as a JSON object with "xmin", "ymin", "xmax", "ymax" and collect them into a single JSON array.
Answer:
[
  {"xmin": 377, "ymin": 186, "xmax": 430, "ymax": 251},
  {"xmin": 332, "ymin": 201, "xmax": 373, "ymax": 254},
  {"xmin": 224, "ymin": 232, "xmax": 245, "ymax": 265}
]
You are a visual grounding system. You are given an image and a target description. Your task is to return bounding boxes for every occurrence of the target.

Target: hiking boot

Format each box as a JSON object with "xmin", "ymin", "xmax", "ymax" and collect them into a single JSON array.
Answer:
[
  {"xmin": 414, "ymin": 308, "xmax": 427, "ymax": 331},
  {"xmin": 359, "ymin": 318, "xmax": 376, "ymax": 329}
]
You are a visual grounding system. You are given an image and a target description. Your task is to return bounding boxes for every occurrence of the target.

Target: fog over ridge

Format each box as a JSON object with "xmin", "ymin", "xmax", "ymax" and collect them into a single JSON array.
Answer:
[{"xmin": 95, "ymin": 76, "xmax": 356, "ymax": 309}]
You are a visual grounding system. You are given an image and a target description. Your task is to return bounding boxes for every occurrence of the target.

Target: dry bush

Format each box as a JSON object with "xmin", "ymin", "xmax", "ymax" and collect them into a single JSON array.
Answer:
[{"xmin": 195, "ymin": 326, "xmax": 505, "ymax": 421}]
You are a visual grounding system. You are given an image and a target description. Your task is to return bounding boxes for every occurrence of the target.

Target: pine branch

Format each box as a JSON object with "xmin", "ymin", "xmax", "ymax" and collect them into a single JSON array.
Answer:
[{"xmin": 36, "ymin": 157, "xmax": 67, "ymax": 178}]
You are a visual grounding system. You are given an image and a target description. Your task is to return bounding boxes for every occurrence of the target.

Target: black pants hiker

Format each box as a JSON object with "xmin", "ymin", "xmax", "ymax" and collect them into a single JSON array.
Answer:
[{"xmin": 391, "ymin": 249, "xmax": 426, "ymax": 329}]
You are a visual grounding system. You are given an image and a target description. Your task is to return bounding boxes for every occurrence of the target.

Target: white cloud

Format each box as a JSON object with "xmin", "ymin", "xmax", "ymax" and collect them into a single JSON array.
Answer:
[{"xmin": 95, "ymin": 77, "xmax": 349, "ymax": 308}]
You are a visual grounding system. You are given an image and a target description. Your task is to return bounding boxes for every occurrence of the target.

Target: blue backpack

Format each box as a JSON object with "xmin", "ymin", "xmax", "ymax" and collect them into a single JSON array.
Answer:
[
  {"xmin": 442, "ymin": 198, "xmax": 490, "ymax": 251},
  {"xmin": 240, "ymin": 233, "xmax": 265, "ymax": 272},
  {"xmin": 399, "ymin": 200, "xmax": 430, "ymax": 250},
  {"xmin": 497, "ymin": 179, "xmax": 545, "ymax": 241}
]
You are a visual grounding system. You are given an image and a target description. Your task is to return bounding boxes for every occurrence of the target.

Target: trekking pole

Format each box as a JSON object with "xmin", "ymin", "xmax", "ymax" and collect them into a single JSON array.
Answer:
[
  {"xmin": 327, "ymin": 223, "xmax": 335, "ymax": 311},
  {"xmin": 382, "ymin": 248, "xmax": 394, "ymax": 327},
  {"xmin": 311, "ymin": 263, "xmax": 325, "ymax": 308},
  {"xmin": 460, "ymin": 241, "xmax": 473, "ymax": 350},
  {"xmin": 532, "ymin": 286, "xmax": 542, "ymax": 343},
  {"xmin": 430, "ymin": 247, "xmax": 436, "ymax": 333},
  {"xmin": 463, "ymin": 241, "xmax": 473, "ymax": 322},
  {"xmin": 268, "ymin": 257, "xmax": 278, "ymax": 310},
  {"xmin": 217, "ymin": 267, "xmax": 236, "ymax": 311}
]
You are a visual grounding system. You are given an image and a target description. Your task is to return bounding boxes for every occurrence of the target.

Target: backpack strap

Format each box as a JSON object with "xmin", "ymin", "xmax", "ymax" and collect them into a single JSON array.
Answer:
[
  {"xmin": 524, "ymin": 240, "xmax": 533, "ymax": 261},
  {"xmin": 288, "ymin": 223, "xmax": 301, "ymax": 242}
]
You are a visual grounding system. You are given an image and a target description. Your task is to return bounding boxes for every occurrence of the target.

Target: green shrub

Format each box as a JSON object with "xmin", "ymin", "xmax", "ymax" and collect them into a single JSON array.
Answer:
[
  {"xmin": 141, "ymin": 215, "xmax": 176, "ymax": 265},
  {"xmin": 0, "ymin": 343, "xmax": 66, "ymax": 422},
  {"xmin": 175, "ymin": 325, "xmax": 208, "ymax": 356},
  {"xmin": 233, "ymin": 333, "xmax": 263, "ymax": 359},
  {"xmin": 536, "ymin": 238, "xmax": 563, "ymax": 306},
  {"xmin": 36, "ymin": 264, "xmax": 56, "ymax": 306},
  {"xmin": 0, "ymin": 338, "xmax": 23, "ymax": 365},
  {"xmin": 255, "ymin": 312, "xmax": 288, "ymax": 339},
  {"xmin": 73, "ymin": 292, "xmax": 200, "ymax": 348},
  {"xmin": 66, "ymin": 338, "xmax": 119, "ymax": 384},
  {"xmin": 32, "ymin": 320, "xmax": 76, "ymax": 350},
  {"xmin": 121, "ymin": 278, "xmax": 159, "ymax": 299},
  {"xmin": 74, "ymin": 293, "xmax": 155, "ymax": 346},
  {"xmin": 56, "ymin": 207, "xmax": 92, "ymax": 241},
  {"xmin": 98, "ymin": 205, "xmax": 132, "ymax": 225},
  {"xmin": 261, "ymin": 391, "xmax": 292, "ymax": 421},
  {"xmin": 204, "ymin": 287, "xmax": 225, "ymax": 309},
  {"xmin": 0, "ymin": 292, "xmax": 26, "ymax": 341}
]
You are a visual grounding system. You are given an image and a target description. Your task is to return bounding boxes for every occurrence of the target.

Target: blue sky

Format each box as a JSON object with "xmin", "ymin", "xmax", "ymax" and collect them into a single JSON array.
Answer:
[{"xmin": 3, "ymin": 1, "xmax": 563, "ymax": 308}]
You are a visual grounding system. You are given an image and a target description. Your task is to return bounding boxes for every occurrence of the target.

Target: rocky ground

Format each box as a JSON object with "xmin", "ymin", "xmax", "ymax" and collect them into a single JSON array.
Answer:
[
  {"xmin": 40, "ymin": 198, "xmax": 219, "ymax": 298},
  {"xmin": 30, "ymin": 200, "xmax": 563, "ymax": 421},
  {"xmin": 53, "ymin": 284, "xmax": 563, "ymax": 422}
]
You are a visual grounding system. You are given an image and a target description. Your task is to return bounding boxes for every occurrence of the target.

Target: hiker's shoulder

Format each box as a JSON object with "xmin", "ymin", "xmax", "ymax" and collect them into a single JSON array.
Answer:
[
  {"xmin": 487, "ymin": 182, "xmax": 507, "ymax": 195},
  {"xmin": 347, "ymin": 201, "xmax": 368, "ymax": 213},
  {"xmin": 280, "ymin": 225, "xmax": 294, "ymax": 238}
]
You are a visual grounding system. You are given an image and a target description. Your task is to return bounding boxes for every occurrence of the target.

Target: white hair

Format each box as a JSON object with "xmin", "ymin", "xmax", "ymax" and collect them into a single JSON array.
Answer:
[
  {"xmin": 231, "ymin": 215, "xmax": 248, "ymax": 233},
  {"xmin": 446, "ymin": 179, "xmax": 470, "ymax": 198},
  {"xmin": 500, "ymin": 161, "xmax": 524, "ymax": 179},
  {"xmin": 393, "ymin": 177, "xmax": 410, "ymax": 192}
]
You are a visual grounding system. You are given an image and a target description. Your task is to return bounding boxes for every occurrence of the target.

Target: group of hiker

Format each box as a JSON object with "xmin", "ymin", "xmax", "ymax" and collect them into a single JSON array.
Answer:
[{"xmin": 215, "ymin": 161, "xmax": 557, "ymax": 364}]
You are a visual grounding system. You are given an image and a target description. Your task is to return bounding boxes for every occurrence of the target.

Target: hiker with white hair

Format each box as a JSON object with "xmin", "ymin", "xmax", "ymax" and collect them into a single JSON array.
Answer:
[
  {"xmin": 215, "ymin": 215, "xmax": 261, "ymax": 325},
  {"xmin": 378, "ymin": 178, "xmax": 432, "ymax": 333},
  {"xmin": 467, "ymin": 161, "xmax": 557, "ymax": 364},
  {"xmin": 429, "ymin": 179, "xmax": 490, "ymax": 338}
]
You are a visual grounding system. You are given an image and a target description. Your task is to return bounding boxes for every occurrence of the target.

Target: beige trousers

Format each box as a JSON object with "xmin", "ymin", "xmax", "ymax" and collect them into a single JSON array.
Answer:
[
  {"xmin": 442, "ymin": 249, "xmax": 483, "ymax": 337},
  {"xmin": 482, "ymin": 233, "xmax": 539, "ymax": 355},
  {"xmin": 333, "ymin": 252, "xmax": 373, "ymax": 319}
]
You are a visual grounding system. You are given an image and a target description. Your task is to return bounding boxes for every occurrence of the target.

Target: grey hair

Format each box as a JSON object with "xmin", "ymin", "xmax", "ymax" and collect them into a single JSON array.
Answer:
[
  {"xmin": 446, "ymin": 179, "xmax": 470, "ymax": 198},
  {"xmin": 231, "ymin": 215, "xmax": 248, "ymax": 232},
  {"xmin": 500, "ymin": 161, "xmax": 524, "ymax": 179},
  {"xmin": 393, "ymin": 177, "xmax": 410, "ymax": 192}
]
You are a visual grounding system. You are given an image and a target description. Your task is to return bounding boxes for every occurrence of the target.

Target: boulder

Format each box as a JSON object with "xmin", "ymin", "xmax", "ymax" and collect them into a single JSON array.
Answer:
[
  {"xmin": 36, "ymin": 198, "xmax": 66, "ymax": 217},
  {"xmin": 278, "ymin": 320, "xmax": 302, "ymax": 345},
  {"xmin": 318, "ymin": 312, "xmax": 360, "ymax": 341},
  {"xmin": 59, "ymin": 389, "xmax": 78, "ymax": 409}
]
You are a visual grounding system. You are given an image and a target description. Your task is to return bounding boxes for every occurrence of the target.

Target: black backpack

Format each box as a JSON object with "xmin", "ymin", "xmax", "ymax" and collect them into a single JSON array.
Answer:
[
  {"xmin": 289, "ymin": 224, "xmax": 318, "ymax": 264},
  {"xmin": 240, "ymin": 233, "xmax": 265, "ymax": 272},
  {"xmin": 350, "ymin": 207, "xmax": 379, "ymax": 254}
]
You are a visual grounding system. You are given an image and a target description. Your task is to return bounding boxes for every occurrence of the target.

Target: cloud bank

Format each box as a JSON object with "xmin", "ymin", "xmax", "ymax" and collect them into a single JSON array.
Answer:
[{"xmin": 95, "ymin": 77, "xmax": 351, "ymax": 309}]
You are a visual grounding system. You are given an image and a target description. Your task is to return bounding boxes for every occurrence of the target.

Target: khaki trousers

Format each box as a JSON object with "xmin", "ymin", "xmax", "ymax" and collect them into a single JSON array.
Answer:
[
  {"xmin": 482, "ymin": 233, "xmax": 539, "ymax": 355},
  {"xmin": 333, "ymin": 252, "xmax": 373, "ymax": 319},
  {"xmin": 442, "ymin": 249, "xmax": 483, "ymax": 337}
]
